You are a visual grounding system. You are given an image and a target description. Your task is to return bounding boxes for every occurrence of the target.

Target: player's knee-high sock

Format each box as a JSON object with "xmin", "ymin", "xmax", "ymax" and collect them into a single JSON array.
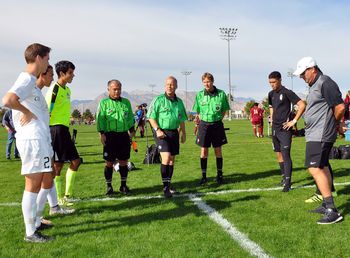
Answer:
[
  {"xmin": 47, "ymin": 184, "xmax": 58, "ymax": 208},
  {"xmin": 119, "ymin": 165, "xmax": 128, "ymax": 187},
  {"xmin": 253, "ymin": 127, "xmax": 257, "ymax": 136},
  {"xmin": 200, "ymin": 158, "xmax": 207, "ymax": 179},
  {"xmin": 168, "ymin": 165, "xmax": 174, "ymax": 185},
  {"xmin": 279, "ymin": 162, "xmax": 285, "ymax": 178},
  {"xmin": 161, "ymin": 164, "xmax": 169, "ymax": 188},
  {"xmin": 258, "ymin": 126, "xmax": 263, "ymax": 136},
  {"xmin": 281, "ymin": 149, "xmax": 292, "ymax": 186},
  {"xmin": 104, "ymin": 166, "xmax": 113, "ymax": 188},
  {"xmin": 65, "ymin": 168, "xmax": 77, "ymax": 197},
  {"xmin": 216, "ymin": 157, "xmax": 223, "ymax": 177},
  {"xmin": 54, "ymin": 175, "xmax": 64, "ymax": 199},
  {"xmin": 22, "ymin": 191, "xmax": 38, "ymax": 236},
  {"xmin": 36, "ymin": 188, "xmax": 50, "ymax": 227}
]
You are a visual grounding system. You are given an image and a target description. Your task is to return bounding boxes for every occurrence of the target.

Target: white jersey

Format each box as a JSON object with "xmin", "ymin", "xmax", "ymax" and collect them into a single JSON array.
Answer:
[{"xmin": 9, "ymin": 72, "xmax": 51, "ymax": 141}]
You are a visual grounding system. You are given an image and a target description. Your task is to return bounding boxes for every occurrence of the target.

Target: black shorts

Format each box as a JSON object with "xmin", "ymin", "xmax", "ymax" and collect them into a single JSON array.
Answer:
[
  {"xmin": 50, "ymin": 125, "xmax": 80, "ymax": 162},
  {"xmin": 155, "ymin": 129, "xmax": 179, "ymax": 156},
  {"xmin": 272, "ymin": 128, "xmax": 292, "ymax": 152},
  {"xmin": 305, "ymin": 142, "xmax": 333, "ymax": 168},
  {"xmin": 196, "ymin": 121, "xmax": 227, "ymax": 148},
  {"xmin": 103, "ymin": 132, "xmax": 131, "ymax": 161}
]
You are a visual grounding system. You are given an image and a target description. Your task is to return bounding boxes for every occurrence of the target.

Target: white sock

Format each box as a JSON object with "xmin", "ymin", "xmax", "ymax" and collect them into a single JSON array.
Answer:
[
  {"xmin": 47, "ymin": 184, "xmax": 58, "ymax": 208},
  {"xmin": 36, "ymin": 188, "xmax": 50, "ymax": 227},
  {"xmin": 22, "ymin": 191, "xmax": 38, "ymax": 236}
]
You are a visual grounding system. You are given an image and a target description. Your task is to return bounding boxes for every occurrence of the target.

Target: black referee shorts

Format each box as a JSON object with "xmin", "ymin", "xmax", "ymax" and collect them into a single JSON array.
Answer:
[
  {"xmin": 272, "ymin": 128, "xmax": 292, "ymax": 152},
  {"xmin": 196, "ymin": 120, "xmax": 227, "ymax": 148},
  {"xmin": 103, "ymin": 132, "xmax": 131, "ymax": 162},
  {"xmin": 305, "ymin": 141, "xmax": 333, "ymax": 168},
  {"xmin": 50, "ymin": 125, "xmax": 80, "ymax": 162},
  {"xmin": 155, "ymin": 129, "xmax": 180, "ymax": 156}
]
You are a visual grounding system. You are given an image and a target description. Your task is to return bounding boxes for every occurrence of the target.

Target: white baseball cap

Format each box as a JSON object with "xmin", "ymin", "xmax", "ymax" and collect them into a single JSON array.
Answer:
[{"xmin": 293, "ymin": 57, "xmax": 317, "ymax": 76}]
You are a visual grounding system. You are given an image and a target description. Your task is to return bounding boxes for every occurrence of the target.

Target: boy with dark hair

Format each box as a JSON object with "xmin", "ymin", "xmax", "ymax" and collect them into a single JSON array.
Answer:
[
  {"xmin": 268, "ymin": 71, "xmax": 305, "ymax": 192},
  {"xmin": 2, "ymin": 43, "xmax": 54, "ymax": 242},
  {"xmin": 45, "ymin": 60, "xmax": 81, "ymax": 206}
]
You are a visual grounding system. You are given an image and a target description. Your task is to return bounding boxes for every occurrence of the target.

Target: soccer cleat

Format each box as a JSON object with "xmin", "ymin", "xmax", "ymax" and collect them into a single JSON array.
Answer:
[
  {"xmin": 216, "ymin": 175, "xmax": 224, "ymax": 185},
  {"xmin": 24, "ymin": 231, "xmax": 54, "ymax": 243},
  {"xmin": 119, "ymin": 185, "xmax": 130, "ymax": 195},
  {"xmin": 106, "ymin": 186, "xmax": 114, "ymax": 196},
  {"xmin": 317, "ymin": 208, "xmax": 343, "ymax": 225},
  {"xmin": 169, "ymin": 186, "xmax": 179, "ymax": 194},
  {"xmin": 305, "ymin": 193, "xmax": 323, "ymax": 203},
  {"xmin": 58, "ymin": 197, "xmax": 74, "ymax": 207},
  {"xmin": 36, "ymin": 221, "xmax": 53, "ymax": 231},
  {"xmin": 282, "ymin": 184, "xmax": 291, "ymax": 192},
  {"xmin": 309, "ymin": 204, "xmax": 327, "ymax": 214},
  {"xmin": 163, "ymin": 187, "xmax": 173, "ymax": 198},
  {"xmin": 199, "ymin": 177, "xmax": 208, "ymax": 185},
  {"xmin": 49, "ymin": 205, "xmax": 75, "ymax": 215}
]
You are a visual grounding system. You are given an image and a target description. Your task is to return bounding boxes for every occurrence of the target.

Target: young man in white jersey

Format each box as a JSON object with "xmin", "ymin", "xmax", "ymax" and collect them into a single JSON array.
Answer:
[{"xmin": 2, "ymin": 43, "xmax": 55, "ymax": 242}]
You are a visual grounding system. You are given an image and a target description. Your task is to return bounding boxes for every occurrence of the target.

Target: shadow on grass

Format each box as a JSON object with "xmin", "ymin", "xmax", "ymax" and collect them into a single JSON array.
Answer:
[
  {"xmin": 336, "ymin": 184, "xmax": 350, "ymax": 216},
  {"xmin": 53, "ymin": 194, "xmax": 261, "ymax": 236}
]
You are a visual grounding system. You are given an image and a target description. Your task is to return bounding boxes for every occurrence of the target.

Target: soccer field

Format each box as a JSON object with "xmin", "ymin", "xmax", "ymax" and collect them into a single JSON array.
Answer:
[{"xmin": 0, "ymin": 120, "xmax": 349, "ymax": 258}]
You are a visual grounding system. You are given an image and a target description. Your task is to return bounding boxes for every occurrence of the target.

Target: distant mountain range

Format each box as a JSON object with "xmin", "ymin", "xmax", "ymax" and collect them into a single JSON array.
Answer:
[
  {"xmin": 71, "ymin": 90, "xmax": 307, "ymax": 114},
  {"xmin": 71, "ymin": 90, "xmax": 255, "ymax": 114}
]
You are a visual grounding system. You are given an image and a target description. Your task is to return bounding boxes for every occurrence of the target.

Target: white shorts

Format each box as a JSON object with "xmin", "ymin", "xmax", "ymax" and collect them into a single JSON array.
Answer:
[{"xmin": 16, "ymin": 139, "xmax": 54, "ymax": 175}]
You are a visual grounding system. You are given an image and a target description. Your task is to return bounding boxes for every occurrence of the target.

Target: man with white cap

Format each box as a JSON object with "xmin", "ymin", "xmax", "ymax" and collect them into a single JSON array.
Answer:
[{"xmin": 294, "ymin": 56, "xmax": 345, "ymax": 224}]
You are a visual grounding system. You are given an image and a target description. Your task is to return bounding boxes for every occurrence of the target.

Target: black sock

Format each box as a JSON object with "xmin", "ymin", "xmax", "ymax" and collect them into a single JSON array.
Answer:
[
  {"xmin": 216, "ymin": 157, "xmax": 223, "ymax": 177},
  {"xmin": 169, "ymin": 165, "xmax": 174, "ymax": 182},
  {"xmin": 278, "ymin": 162, "xmax": 284, "ymax": 177},
  {"xmin": 200, "ymin": 158, "xmax": 207, "ymax": 179},
  {"xmin": 324, "ymin": 196, "xmax": 335, "ymax": 210},
  {"xmin": 104, "ymin": 166, "xmax": 113, "ymax": 188},
  {"xmin": 161, "ymin": 164, "xmax": 169, "ymax": 188},
  {"xmin": 119, "ymin": 165, "xmax": 128, "ymax": 187}
]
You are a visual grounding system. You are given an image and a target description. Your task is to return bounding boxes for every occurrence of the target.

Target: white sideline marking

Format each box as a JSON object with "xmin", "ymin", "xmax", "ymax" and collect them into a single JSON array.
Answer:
[
  {"xmin": 1, "ymin": 181, "xmax": 350, "ymax": 207},
  {"xmin": 188, "ymin": 194, "xmax": 271, "ymax": 258}
]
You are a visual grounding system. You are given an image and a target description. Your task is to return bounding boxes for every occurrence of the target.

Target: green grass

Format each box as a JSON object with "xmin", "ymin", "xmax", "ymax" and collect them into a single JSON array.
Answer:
[{"xmin": 0, "ymin": 120, "xmax": 350, "ymax": 257}]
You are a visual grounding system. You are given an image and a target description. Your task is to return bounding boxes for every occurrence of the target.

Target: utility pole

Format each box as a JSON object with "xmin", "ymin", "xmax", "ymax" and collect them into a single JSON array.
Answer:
[{"xmin": 181, "ymin": 70, "xmax": 192, "ymax": 111}]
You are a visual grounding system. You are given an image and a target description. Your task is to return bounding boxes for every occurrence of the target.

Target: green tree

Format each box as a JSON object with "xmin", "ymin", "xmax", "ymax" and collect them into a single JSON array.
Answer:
[
  {"xmin": 261, "ymin": 97, "xmax": 270, "ymax": 116},
  {"xmin": 71, "ymin": 109, "xmax": 81, "ymax": 119},
  {"xmin": 83, "ymin": 109, "xmax": 94, "ymax": 121}
]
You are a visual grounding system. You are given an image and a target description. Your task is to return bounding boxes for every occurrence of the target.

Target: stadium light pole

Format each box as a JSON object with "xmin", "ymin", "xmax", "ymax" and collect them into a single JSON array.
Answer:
[
  {"xmin": 181, "ymin": 70, "xmax": 192, "ymax": 111},
  {"xmin": 287, "ymin": 69, "xmax": 295, "ymax": 91},
  {"xmin": 219, "ymin": 27, "xmax": 238, "ymax": 120}
]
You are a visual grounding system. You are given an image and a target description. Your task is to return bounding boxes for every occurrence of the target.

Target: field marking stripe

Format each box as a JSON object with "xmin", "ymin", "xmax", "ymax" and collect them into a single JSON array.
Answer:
[
  {"xmin": 188, "ymin": 194, "xmax": 271, "ymax": 258},
  {"xmin": 1, "ymin": 181, "xmax": 350, "ymax": 207}
]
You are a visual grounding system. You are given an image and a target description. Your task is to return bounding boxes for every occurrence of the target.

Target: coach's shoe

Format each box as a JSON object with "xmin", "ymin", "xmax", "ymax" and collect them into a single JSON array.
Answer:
[
  {"xmin": 24, "ymin": 231, "xmax": 54, "ymax": 243},
  {"xmin": 216, "ymin": 175, "xmax": 224, "ymax": 185},
  {"xmin": 106, "ymin": 186, "xmax": 114, "ymax": 196},
  {"xmin": 309, "ymin": 204, "xmax": 327, "ymax": 214},
  {"xmin": 305, "ymin": 193, "xmax": 323, "ymax": 203},
  {"xmin": 199, "ymin": 177, "xmax": 208, "ymax": 186},
  {"xmin": 317, "ymin": 208, "xmax": 343, "ymax": 225},
  {"xmin": 49, "ymin": 205, "xmax": 75, "ymax": 215},
  {"xmin": 119, "ymin": 185, "xmax": 130, "ymax": 195},
  {"xmin": 163, "ymin": 187, "xmax": 173, "ymax": 198}
]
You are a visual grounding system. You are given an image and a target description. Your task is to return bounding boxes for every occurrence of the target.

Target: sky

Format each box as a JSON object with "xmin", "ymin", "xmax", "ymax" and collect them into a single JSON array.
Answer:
[{"xmin": 1, "ymin": 0, "xmax": 349, "ymax": 102}]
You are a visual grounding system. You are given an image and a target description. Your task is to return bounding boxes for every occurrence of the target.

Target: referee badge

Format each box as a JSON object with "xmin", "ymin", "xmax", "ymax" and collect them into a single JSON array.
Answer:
[
  {"xmin": 215, "ymin": 104, "xmax": 220, "ymax": 112},
  {"xmin": 107, "ymin": 108, "xmax": 114, "ymax": 115},
  {"xmin": 124, "ymin": 111, "xmax": 128, "ymax": 118}
]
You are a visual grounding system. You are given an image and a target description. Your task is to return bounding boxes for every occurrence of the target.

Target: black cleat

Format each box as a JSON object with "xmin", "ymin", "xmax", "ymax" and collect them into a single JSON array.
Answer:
[
  {"xmin": 216, "ymin": 175, "xmax": 224, "ymax": 185},
  {"xmin": 24, "ymin": 231, "xmax": 54, "ymax": 243},
  {"xmin": 199, "ymin": 177, "xmax": 208, "ymax": 185},
  {"xmin": 317, "ymin": 208, "xmax": 343, "ymax": 225},
  {"xmin": 106, "ymin": 186, "xmax": 114, "ymax": 196},
  {"xmin": 282, "ymin": 184, "xmax": 291, "ymax": 192},
  {"xmin": 163, "ymin": 187, "xmax": 173, "ymax": 198},
  {"xmin": 119, "ymin": 185, "xmax": 130, "ymax": 195}
]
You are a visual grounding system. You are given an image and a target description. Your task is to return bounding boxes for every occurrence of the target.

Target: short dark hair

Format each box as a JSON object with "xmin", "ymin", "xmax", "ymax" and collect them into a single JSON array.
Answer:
[
  {"xmin": 254, "ymin": 102, "xmax": 259, "ymax": 106},
  {"xmin": 42, "ymin": 65, "xmax": 53, "ymax": 75},
  {"xmin": 202, "ymin": 72, "xmax": 214, "ymax": 82},
  {"xmin": 24, "ymin": 43, "xmax": 51, "ymax": 64},
  {"xmin": 55, "ymin": 61, "xmax": 75, "ymax": 77},
  {"xmin": 268, "ymin": 71, "xmax": 281, "ymax": 79},
  {"xmin": 107, "ymin": 79, "xmax": 122, "ymax": 87}
]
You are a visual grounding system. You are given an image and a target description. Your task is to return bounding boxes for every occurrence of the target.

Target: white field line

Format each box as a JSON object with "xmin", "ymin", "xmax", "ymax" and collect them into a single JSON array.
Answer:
[
  {"xmin": 188, "ymin": 194, "xmax": 271, "ymax": 258},
  {"xmin": 1, "ymin": 181, "xmax": 350, "ymax": 207}
]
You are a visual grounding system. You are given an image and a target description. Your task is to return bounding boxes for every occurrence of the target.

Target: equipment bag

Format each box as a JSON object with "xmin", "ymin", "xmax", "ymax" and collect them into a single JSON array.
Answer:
[
  {"xmin": 338, "ymin": 145, "xmax": 350, "ymax": 159},
  {"xmin": 329, "ymin": 146, "xmax": 340, "ymax": 159},
  {"xmin": 143, "ymin": 144, "xmax": 161, "ymax": 164}
]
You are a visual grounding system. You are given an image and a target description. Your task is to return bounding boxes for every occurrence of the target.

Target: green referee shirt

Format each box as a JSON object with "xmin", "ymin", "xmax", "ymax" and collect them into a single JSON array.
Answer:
[
  {"xmin": 96, "ymin": 97, "xmax": 135, "ymax": 133},
  {"xmin": 147, "ymin": 93, "xmax": 187, "ymax": 130},
  {"xmin": 192, "ymin": 86, "xmax": 229, "ymax": 122},
  {"xmin": 45, "ymin": 82, "xmax": 71, "ymax": 127}
]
